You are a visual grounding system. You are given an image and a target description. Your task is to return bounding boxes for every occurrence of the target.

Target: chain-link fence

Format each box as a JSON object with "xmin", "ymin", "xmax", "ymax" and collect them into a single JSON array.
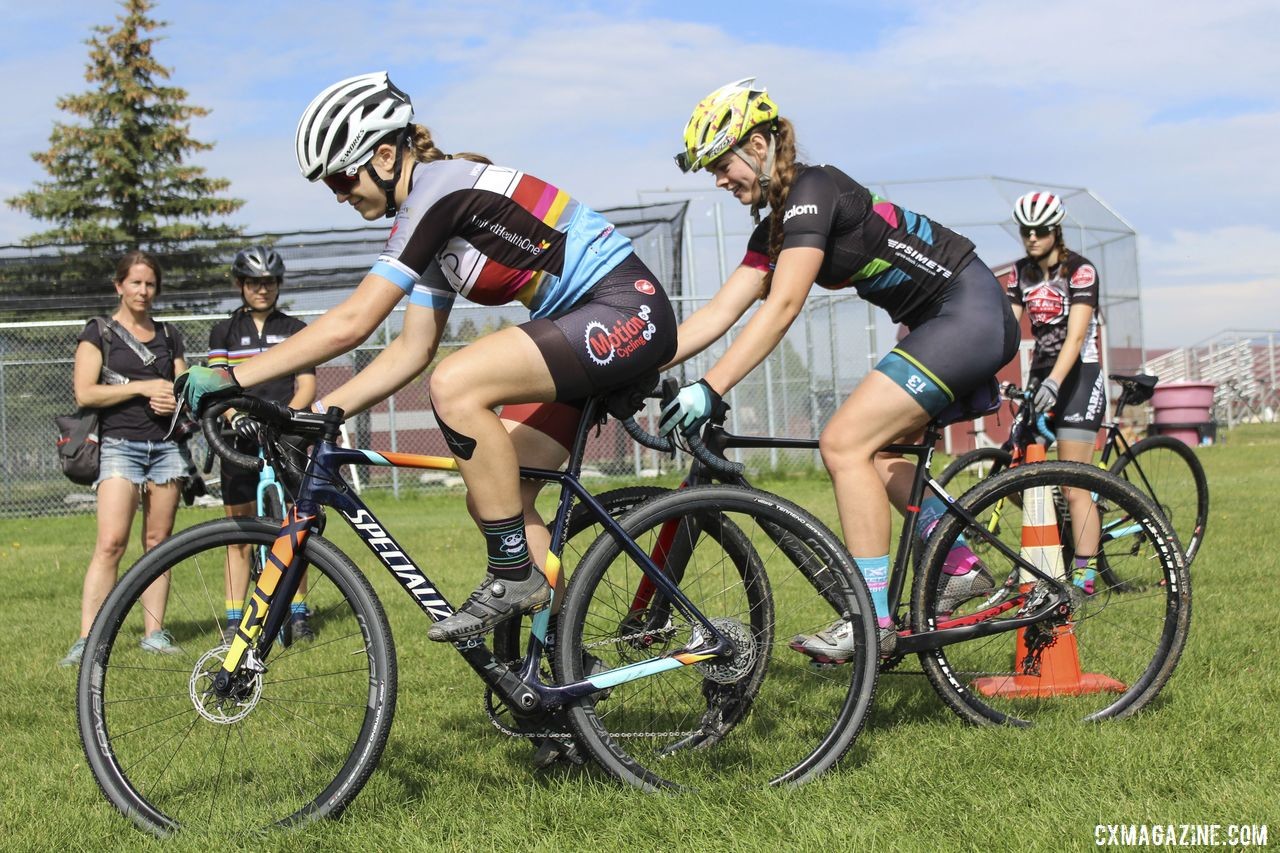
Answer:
[
  {"xmin": 1, "ymin": 179, "xmax": 1148, "ymax": 518},
  {"xmin": 1, "ymin": 289, "xmax": 873, "ymax": 518}
]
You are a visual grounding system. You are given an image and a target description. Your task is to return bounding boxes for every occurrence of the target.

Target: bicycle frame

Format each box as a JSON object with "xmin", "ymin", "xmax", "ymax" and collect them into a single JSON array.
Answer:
[
  {"xmin": 212, "ymin": 397, "xmax": 736, "ymax": 716},
  {"xmin": 672, "ymin": 419, "xmax": 1076, "ymax": 654}
]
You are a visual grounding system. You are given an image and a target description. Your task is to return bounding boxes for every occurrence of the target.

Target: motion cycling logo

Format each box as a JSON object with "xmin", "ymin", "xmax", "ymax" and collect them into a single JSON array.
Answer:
[{"xmin": 584, "ymin": 305, "xmax": 656, "ymax": 367}]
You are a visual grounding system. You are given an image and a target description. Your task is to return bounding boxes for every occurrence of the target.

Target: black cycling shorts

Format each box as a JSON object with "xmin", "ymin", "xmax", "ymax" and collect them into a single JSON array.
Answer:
[
  {"xmin": 505, "ymin": 254, "xmax": 676, "ymax": 450},
  {"xmin": 1034, "ymin": 362, "xmax": 1105, "ymax": 442},
  {"xmin": 875, "ymin": 259, "xmax": 1020, "ymax": 416}
]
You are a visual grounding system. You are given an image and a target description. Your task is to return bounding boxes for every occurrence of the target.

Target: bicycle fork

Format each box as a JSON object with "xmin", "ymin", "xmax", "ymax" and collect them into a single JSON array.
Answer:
[{"xmin": 212, "ymin": 507, "xmax": 315, "ymax": 697}]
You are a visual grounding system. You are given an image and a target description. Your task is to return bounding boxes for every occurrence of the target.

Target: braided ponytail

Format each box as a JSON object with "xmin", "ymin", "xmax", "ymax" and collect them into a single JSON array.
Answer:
[
  {"xmin": 760, "ymin": 117, "xmax": 799, "ymax": 296},
  {"xmin": 407, "ymin": 123, "xmax": 492, "ymax": 165}
]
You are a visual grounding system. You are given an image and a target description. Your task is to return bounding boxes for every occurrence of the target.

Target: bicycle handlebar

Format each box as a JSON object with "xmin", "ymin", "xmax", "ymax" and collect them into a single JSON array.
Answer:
[
  {"xmin": 685, "ymin": 431, "xmax": 746, "ymax": 477},
  {"xmin": 620, "ymin": 415, "xmax": 746, "ymax": 478},
  {"xmin": 199, "ymin": 396, "xmax": 297, "ymax": 473}
]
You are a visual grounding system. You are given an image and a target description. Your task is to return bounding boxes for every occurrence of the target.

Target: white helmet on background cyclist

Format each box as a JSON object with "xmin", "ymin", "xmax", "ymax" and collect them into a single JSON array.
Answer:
[
  {"xmin": 295, "ymin": 71, "xmax": 414, "ymax": 181},
  {"xmin": 1012, "ymin": 192, "xmax": 1066, "ymax": 228}
]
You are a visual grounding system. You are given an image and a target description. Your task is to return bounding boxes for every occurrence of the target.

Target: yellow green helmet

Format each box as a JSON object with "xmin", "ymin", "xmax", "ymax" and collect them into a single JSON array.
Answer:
[{"xmin": 675, "ymin": 77, "xmax": 779, "ymax": 173}]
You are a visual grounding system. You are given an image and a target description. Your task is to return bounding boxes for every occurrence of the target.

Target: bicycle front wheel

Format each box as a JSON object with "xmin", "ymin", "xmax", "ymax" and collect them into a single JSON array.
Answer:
[
  {"xmin": 78, "ymin": 518, "xmax": 396, "ymax": 837},
  {"xmin": 913, "ymin": 461, "xmax": 1190, "ymax": 726},
  {"xmin": 556, "ymin": 485, "xmax": 878, "ymax": 790},
  {"xmin": 1109, "ymin": 434, "xmax": 1209, "ymax": 567}
]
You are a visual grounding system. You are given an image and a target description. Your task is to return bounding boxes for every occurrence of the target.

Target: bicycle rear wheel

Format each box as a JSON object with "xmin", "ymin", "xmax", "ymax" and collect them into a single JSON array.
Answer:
[
  {"xmin": 78, "ymin": 518, "xmax": 396, "ymax": 837},
  {"xmin": 913, "ymin": 461, "xmax": 1190, "ymax": 725},
  {"xmin": 1109, "ymin": 434, "xmax": 1209, "ymax": 567},
  {"xmin": 556, "ymin": 485, "xmax": 877, "ymax": 790}
]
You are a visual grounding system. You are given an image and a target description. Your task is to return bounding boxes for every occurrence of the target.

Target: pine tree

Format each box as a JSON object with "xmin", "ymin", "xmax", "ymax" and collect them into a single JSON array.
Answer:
[{"xmin": 4, "ymin": 0, "xmax": 243, "ymax": 312}]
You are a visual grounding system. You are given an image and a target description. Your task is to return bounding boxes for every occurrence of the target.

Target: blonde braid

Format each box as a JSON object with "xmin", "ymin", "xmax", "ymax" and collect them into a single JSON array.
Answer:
[
  {"xmin": 407, "ymin": 123, "xmax": 492, "ymax": 165},
  {"xmin": 761, "ymin": 117, "xmax": 799, "ymax": 297}
]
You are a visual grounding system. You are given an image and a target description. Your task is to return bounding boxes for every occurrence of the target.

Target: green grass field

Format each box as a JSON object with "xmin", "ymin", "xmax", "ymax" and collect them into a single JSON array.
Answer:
[{"xmin": 2, "ymin": 426, "xmax": 1277, "ymax": 851}]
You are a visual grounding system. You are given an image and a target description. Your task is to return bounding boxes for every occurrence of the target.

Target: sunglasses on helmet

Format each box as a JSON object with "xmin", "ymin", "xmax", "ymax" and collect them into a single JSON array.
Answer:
[
  {"xmin": 673, "ymin": 151, "xmax": 693, "ymax": 173},
  {"xmin": 1019, "ymin": 225, "xmax": 1054, "ymax": 239}
]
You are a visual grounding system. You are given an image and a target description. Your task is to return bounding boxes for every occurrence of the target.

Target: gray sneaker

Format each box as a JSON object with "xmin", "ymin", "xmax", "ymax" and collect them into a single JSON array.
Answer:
[
  {"xmin": 140, "ymin": 629, "xmax": 183, "ymax": 656},
  {"xmin": 427, "ymin": 571, "xmax": 551, "ymax": 643},
  {"xmin": 59, "ymin": 637, "xmax": 87, "ymax": 668},
  {"xmin": 936, "ymin": 564, "xmax": 995, "ymax": 615},
  {"xmin": 221, "ymin": 620, "xmax": 240, "ymax": 646},
  {"xmin": 789, "ymin": 618, "xmax": 894, "ymax": 663}
]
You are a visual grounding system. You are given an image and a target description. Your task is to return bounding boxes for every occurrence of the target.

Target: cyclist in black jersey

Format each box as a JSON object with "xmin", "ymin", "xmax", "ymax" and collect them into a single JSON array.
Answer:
[
  {"xmin": 662, "ymin": 78, "xmax": 1019, "ymax": 660},
  {"xmin": 177, "ymin": 72, "xmax": 676, "ymax": 642},
  {"xmin": 209, "ymin": 246, "xmax": 317, "ymax": 643},
  {"xmin": 1006, "ymin": 191, "xmax": 1104, "ymax": 592}
]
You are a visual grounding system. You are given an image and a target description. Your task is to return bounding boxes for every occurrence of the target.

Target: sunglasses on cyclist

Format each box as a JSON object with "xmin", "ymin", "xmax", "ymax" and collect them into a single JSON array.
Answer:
[
  {"xmin": 240, "ymin": 277, "xmax": 279, "ymax": 290},
  {"xmin": 322, "ymin": 167, "xmax": 362, "ymax": 196},
  {"xmin": 1019, "ymin": 225, "xmax": 1055, "ymax": 239}
]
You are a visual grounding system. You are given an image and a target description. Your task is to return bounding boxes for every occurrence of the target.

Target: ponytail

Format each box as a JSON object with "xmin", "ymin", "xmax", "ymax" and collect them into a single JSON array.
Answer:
[{"xmin": 407, "ymin": 123, "xmax": 491, "ymax": 166}]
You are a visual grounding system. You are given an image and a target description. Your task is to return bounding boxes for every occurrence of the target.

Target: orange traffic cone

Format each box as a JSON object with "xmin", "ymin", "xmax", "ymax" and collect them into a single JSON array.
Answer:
[{"xmin": 973, "ymin": 443, "xmax": 1126, "ymax": 698}]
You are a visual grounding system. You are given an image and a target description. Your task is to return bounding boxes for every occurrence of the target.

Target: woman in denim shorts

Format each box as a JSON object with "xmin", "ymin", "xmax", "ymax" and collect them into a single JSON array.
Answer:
[{"xmin": 60, "ymin": 251, "xmax": 189, "ymax": 666}]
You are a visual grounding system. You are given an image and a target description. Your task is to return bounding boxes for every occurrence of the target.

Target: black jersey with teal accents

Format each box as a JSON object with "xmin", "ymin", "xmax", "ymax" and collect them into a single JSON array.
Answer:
[{"xmin": 742, "ymin": 165, "xmax": 977, "ymax": 326}]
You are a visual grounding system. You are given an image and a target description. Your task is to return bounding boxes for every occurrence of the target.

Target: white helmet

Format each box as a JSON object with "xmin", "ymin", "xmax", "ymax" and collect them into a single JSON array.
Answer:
[
  {"xmin": 1012, "ymin": 191, "xmax": 1066, "ymax": 228},
  {"xmin": 295, "ymin": 72, "xmax": 414, "ymax": 181}
]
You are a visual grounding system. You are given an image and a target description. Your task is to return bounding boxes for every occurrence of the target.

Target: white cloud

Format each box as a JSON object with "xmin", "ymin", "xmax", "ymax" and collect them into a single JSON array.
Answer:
[{"xmin": 1141, "ymin": 226, "xmax": 1280, "ymax": 346}]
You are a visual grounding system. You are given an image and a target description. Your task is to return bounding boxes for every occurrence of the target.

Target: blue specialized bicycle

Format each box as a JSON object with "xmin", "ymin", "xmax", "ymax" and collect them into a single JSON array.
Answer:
[{"xmin": 76, "ymin": 386, "xmax": 879, "ymax": 836}]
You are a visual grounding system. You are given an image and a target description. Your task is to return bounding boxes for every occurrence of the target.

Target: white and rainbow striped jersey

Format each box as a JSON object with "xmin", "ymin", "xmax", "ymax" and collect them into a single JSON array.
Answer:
[{"xmin": 371, "ymin": 159, "xmax": 633, "ymax": 319}]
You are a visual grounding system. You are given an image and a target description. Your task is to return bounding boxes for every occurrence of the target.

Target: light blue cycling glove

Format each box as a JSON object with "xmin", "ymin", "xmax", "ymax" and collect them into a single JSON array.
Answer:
[
  {"xmin": 658, "ymin": 379, "xmax": 722, "ymax": 436},
  {"xmin": 174, "ymin": 365, "xmax": 240, "ymax": 414}
]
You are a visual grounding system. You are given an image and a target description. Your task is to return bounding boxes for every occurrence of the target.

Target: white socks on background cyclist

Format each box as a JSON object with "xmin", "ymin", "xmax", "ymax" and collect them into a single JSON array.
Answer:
[{"xmin": 919, "ymin": 495, "xmax": 983, "ymax": 578}]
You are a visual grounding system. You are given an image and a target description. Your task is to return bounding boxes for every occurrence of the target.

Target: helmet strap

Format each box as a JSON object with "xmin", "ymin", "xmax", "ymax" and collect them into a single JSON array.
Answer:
[
  {"xmin": 366, "ymin": 130, "xmax": 410, "ymax": 218},
  {"xmin": 732, "ymin": 134, "xmax": 776, "ymax": 225}
]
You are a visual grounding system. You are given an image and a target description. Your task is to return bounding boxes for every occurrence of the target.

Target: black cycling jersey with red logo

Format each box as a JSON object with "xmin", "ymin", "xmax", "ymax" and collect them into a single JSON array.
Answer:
[
  {"xmin": 742, "ymin": 164, "xmax": 977, "ymax": 326},
  {"xmin": 1003, "ymin": 252, "xmax": 1100, "ymax": 372}
]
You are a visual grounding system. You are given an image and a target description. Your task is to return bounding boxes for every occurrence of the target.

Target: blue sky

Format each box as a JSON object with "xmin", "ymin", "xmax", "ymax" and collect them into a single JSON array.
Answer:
[{"xmin": 1, "ymin": 0, "xmax": 1276, "ymax": 347}]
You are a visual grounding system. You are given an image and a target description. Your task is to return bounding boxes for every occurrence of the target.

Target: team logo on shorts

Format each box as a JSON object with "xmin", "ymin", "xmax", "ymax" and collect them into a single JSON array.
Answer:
[
  {"xmin": 634, "ymin": 279, "xmax": 656, "ymax": 295},
  {"xmin": 584, "ymin": 305, "xmax": 656, "ymax": 367}
]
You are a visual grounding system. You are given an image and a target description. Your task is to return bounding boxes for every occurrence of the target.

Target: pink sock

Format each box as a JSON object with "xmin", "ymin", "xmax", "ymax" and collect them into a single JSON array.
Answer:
[
  {"xmin": 877, "ymin": 617, "xmax": 894, "ymax": 629},
  {"xmin": 942, "ymin": 545, "xmax": 980, "ymax": 576}
]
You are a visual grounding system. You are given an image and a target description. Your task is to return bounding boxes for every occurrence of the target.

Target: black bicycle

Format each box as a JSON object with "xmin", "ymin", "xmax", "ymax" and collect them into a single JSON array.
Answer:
[
  {"xmin": 938, "ymin": 374, "xmax": 1209, "ymax": 567},
  {"xmin": 520, "ymin": 387, "xmax": 1192, "ymax": 728},
  {"xmin": 76, "ymin": 387, "xmax": 878, "ymax": 837}
]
